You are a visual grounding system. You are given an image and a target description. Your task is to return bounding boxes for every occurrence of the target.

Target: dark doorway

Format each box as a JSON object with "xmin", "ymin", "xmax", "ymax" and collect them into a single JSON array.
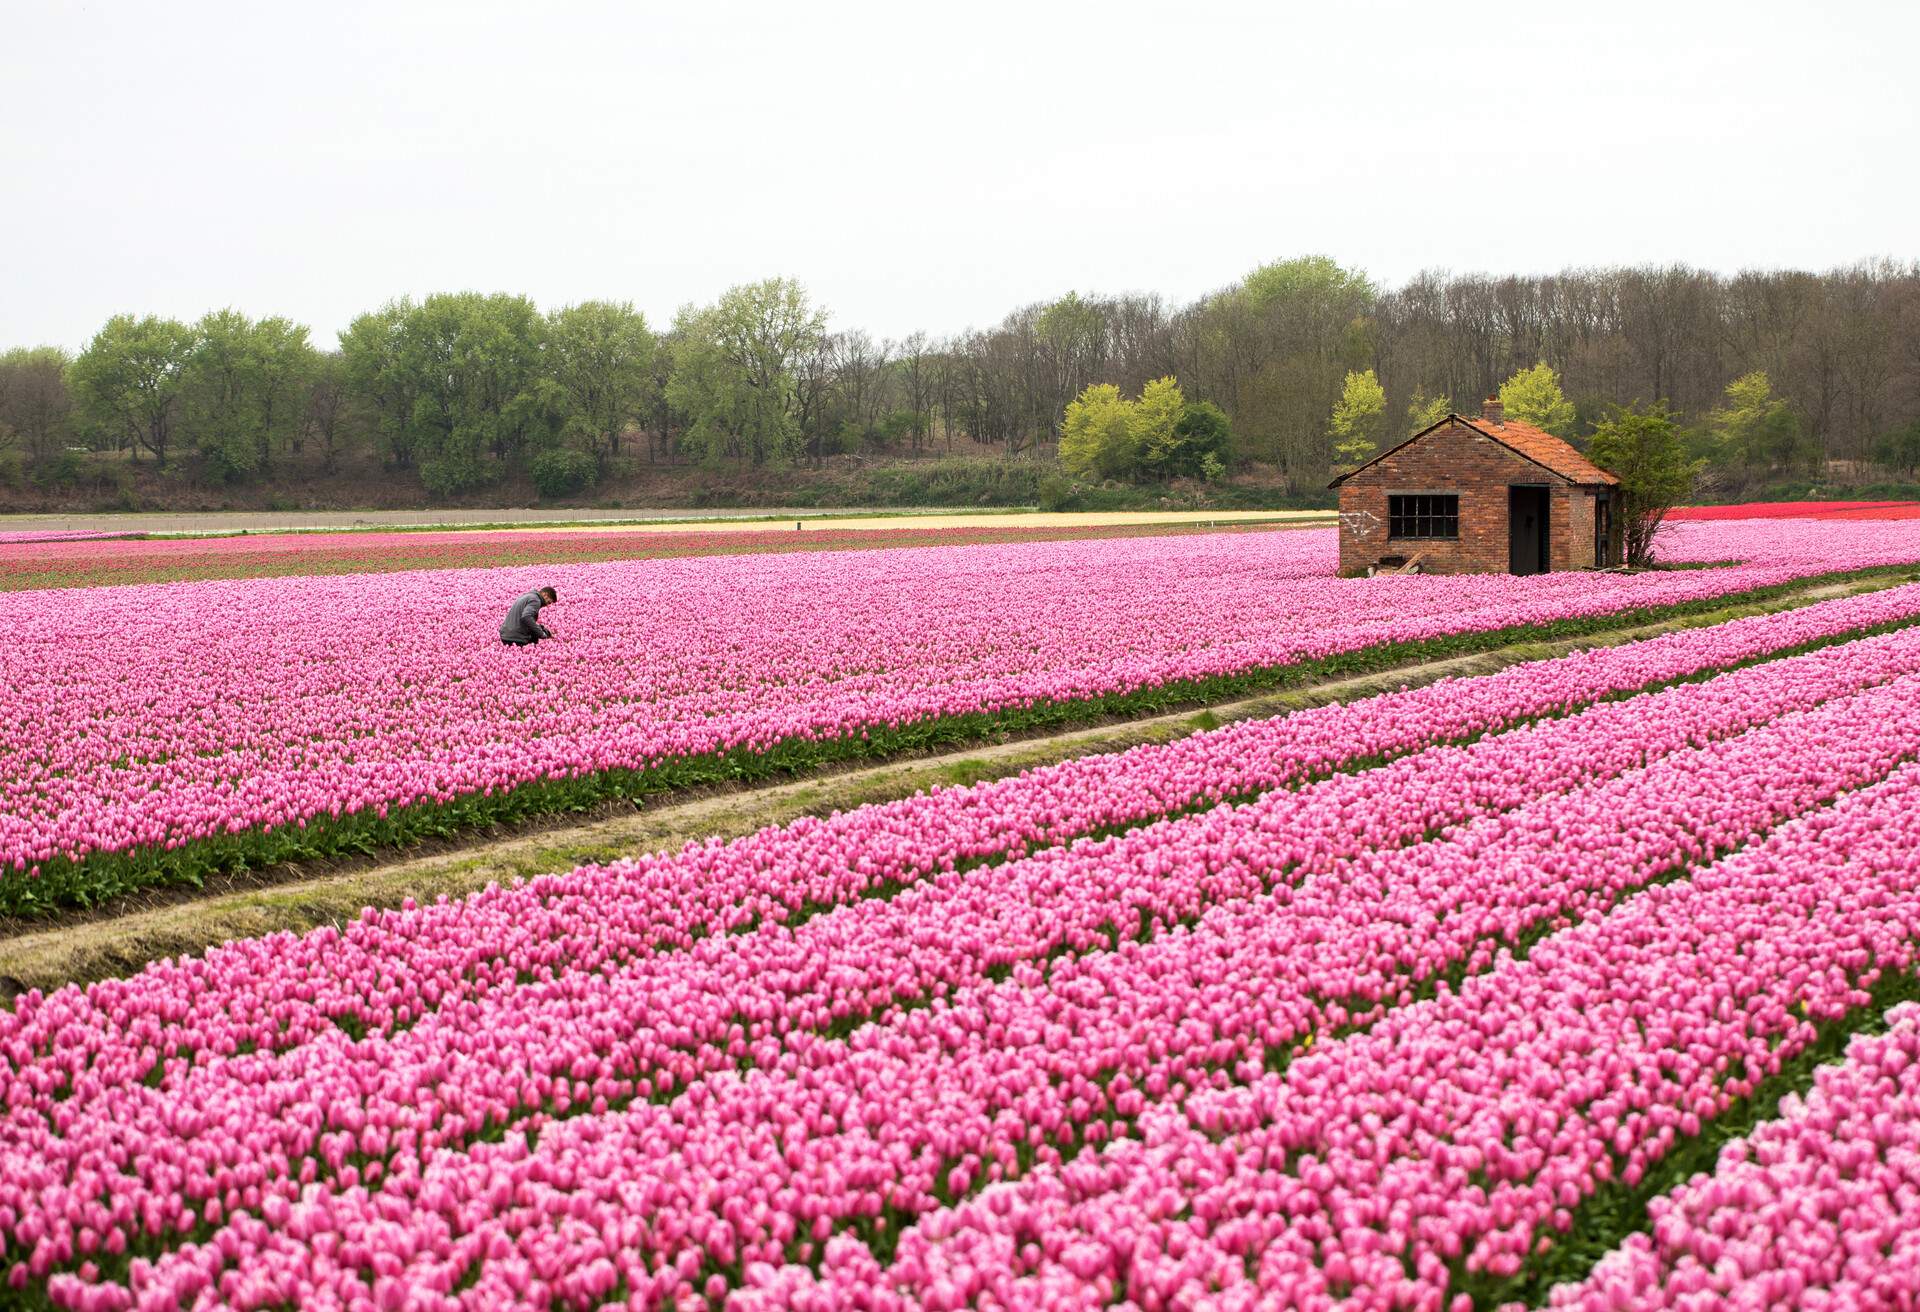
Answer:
[{"xmin": 1509, "ymin": 486, "xmax": 1551, "ymax": 576}]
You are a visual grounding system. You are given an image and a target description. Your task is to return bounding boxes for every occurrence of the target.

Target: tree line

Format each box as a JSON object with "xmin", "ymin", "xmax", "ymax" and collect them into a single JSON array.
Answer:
[{"xmin": 3, "ymin": 258, "xmax": 1917, "ymax": 500}]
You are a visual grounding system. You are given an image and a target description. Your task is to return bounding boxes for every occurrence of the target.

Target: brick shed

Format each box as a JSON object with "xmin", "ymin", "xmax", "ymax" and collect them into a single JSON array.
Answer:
[{"xmin": 1329, "ymin": 399, "xmax": 1621, "ymax": 577}]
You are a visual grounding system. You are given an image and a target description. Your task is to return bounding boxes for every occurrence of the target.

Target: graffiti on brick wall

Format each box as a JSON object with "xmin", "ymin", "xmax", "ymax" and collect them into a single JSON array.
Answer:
[{"xmin": 1339, "ymin": 508, "xmax": 1381, "ymax": 541}]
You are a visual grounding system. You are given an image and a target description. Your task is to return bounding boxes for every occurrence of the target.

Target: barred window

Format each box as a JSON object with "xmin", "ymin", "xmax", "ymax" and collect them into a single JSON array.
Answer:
[{"xmin": 1388, "ymin": 494, "xmax": 1459, "ymax": 539}]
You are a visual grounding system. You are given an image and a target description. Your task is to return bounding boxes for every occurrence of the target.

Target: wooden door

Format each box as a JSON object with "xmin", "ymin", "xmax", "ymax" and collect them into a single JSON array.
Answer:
[{"xmin": 1508, "ymin": 486, "xmax": 1550, "ymax": 575}]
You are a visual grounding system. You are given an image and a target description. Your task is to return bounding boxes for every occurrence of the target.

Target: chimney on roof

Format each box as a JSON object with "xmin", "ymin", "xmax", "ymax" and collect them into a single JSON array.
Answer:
[{"xmin": 1481, "ymin": 395, "xmax": 1504, "ymax": 427}]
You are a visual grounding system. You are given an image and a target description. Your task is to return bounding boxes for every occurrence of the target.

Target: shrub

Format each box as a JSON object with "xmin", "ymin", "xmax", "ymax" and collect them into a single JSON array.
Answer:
[
  {"xmin": 1038, "ymin": 473, "xmax": 1077, "ymax": 511},
  {"xmin": 1873, "ymin": 420, "xmax": 1920, "ymax": 480},
  {"xmin": 30, "ymin": 449, "xmax": 86, "ymax": 489},
  {"xmin": 420, "ymin": 456, "xmax": 495, "ymax": 497},
  {"xmin": 530, "ymin": 448, "xmax": 600, "ymax": 500},
  {"xmin": 1162, "ymin": 401, "xmax": 1231, "ymax": 479}
]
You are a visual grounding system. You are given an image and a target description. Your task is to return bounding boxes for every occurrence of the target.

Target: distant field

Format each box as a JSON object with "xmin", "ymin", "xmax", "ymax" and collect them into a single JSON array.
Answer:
[
  {"xmin": 0, "ymin": 516, "xmax": 1322, "ymax": 591},
  {"xmin": 1668, "ymin": 499, "xmax": 1920, "ymax": 520}
]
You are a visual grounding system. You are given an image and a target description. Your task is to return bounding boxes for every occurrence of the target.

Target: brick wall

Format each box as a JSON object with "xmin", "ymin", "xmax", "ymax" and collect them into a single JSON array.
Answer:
[
  {"xmin": 1336, "ymin": 419, "xmax": 1602, "ymax": 576},
  {"xmin": 1559, "ymin": 487, "xmax": 1598, "ymax": 571}
]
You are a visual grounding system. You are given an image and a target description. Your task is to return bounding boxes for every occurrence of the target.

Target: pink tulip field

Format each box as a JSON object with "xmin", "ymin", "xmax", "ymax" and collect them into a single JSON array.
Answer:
[
  {"xmin": 0, "ymin": 521, "xmax": 1269, "ymax": 593},
  {"xmin": 1549, "ymin": 1003, "xmax": 1920, "ymax": 1310},
  {"xmin": 771, "ymin": 751, "xmax": 1920, "ymax": 1312},
  {"xmin": 7, "ymin": 517, "xmax": 1920, "ymax": 913},
  {"xmin": 12, "ymin": 515, "xmax": 1920, "ymax": 1309}
]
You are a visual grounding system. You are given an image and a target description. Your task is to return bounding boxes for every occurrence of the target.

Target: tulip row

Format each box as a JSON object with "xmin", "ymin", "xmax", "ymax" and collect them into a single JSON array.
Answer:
[
  {"xmin": 216, "ymin": 660, "xmax": 1920, "ymax": 1312},
  {"xmin": 1546, "ymin": 1001, "xmax": 1920, "ymax": 1311},
  {"xmin": 17, "ymin": 579, "xmax": 1920, "ymax": 1098},
  {"xmin": 8, "ymin": 518, "xmax": 1920, "ymax": 913},
  {"xmin": 12, "ymin": 629, "xmax": 1920, "ymax": 1309},
  {"xmin": 307, "ymin": 668, "xmax": 1920, "ymax": 1311},
  {"xmin": 785, "ymin": 751, "xmax": 1920, "ymax": 1312}
]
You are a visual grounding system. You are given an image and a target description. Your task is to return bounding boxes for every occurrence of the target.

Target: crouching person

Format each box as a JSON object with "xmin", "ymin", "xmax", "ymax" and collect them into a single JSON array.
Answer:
[{"xmin": 500, "ymin": 585, "xmax": 558, "ymax": 646}]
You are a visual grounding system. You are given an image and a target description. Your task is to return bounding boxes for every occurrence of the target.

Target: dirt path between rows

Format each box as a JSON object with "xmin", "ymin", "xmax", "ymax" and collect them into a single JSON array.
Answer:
[{"xmin": 0, "ymin": 575, "xmax": 1898, "ymax": 994}]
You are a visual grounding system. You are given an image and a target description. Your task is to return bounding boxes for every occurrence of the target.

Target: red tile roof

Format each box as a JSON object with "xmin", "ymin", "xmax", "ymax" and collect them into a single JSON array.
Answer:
[
  {"xmin": 1462, "ymin": 416, "xmax": 1619, "ymax": 486},
  {"xmin": 1329, "ymin": 414, "xmax": 1619, "ymax": 487}
]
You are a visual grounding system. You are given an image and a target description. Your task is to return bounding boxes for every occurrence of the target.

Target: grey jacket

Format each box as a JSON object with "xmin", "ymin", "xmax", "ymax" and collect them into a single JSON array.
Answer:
[{"xmin": 500, "ymin": 591, "xmax": 551, "ymax": 641}]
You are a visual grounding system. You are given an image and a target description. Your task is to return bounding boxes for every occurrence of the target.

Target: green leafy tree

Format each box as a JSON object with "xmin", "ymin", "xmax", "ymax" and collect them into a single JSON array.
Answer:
[
  {"xmin": 180, "ymin": 309, "xmax": 316, "ymax": 480},
  {"xmin": 339, "ymin": 299, "xmax": 421, "ymax": 468},
  {"xmin": 1406, "ymin": 388, "xmax": 1451, "ymax": 431},
  {"xmin": 251, "ymin": 317, "xmax": 318, "ymax": 467},
  {"xmin": 1060, "ymin": 377, "xmax": 1226, "ymax": 481},
  {"xmin": 301, "ymin": 351, "xmax": 353, "ymax": 472},
  {"xmin": 183, "ymin": 308, "xmax": 260, "ymax": 478},
  {"xmin": 1037, "ymin": 291, "xmax": 1108, "ymax": 422},
  {"xmin": 1327, "ymin": 368, "xmax": 1386, "ymax": 464},
  {"xmin": 1872, "ymin": 419, "xmax": 1920, "ymax": 479},
  {"xmin": 1058, "ymin": 382, "xmax": 1134, "ymax": 479},
  {"xmin": 1163, "ymin": 400, "xmax": 1231, "ymax": 479},
  {"xmin": 1241, "ymin": 255, "xmax": 1377, "ymax": 315},
  {"xmin": 547, "ymin": 300, "xmax": 655, "ymax": 464},
  {"xmin": 70, "ymin": 314, "xmax": 193, "ymax": 465},
  {"xmin": 1130, "ymin": 376, "xmax": 1186, "ymax": 472},
  {"xmin": 350, "ymin": 292, "xmax": 550, "ymax": 494},
  {"xmin": 1708, "ymin": 370, "xmax": 1811, "ymax": 475},
  {"xmin": 666, "ymin": 278, "xmax": 826, "ymax": 466},
  {"xmin": 1497, "ymin": 362, "xmax": 1576, "ymax": 435},
  {"xmin": 641, "ymin": 331, "xmax": 680, "ymax": 463},
  {"xmin": 0, "ymin": 346, "xmax": 74, "ymax": 462},
  {"xmin": 882, "ymin": 410, "xmax": 928, "ymax": 449},
  {"xmin": 844, "ymin": 409, "xmax": 927, "ymax": 455},
  {"xmin": 662, "ymin": 318, "xmax": 742, "ymax": 465},
  {"xmin": 1587, "ymin": 401, "xmax": 1701, "ymax": 566},
  {"xmin": 1200, "ymin": 256, "xmax": 1376, "ymax": 477},
  {"xmin": 1060, "ymin": 377, "xmax": 1209, "ymax": 481},
  {"xmin": 426, "ymin": 291, "xmax": 549, "ymax": 487}
]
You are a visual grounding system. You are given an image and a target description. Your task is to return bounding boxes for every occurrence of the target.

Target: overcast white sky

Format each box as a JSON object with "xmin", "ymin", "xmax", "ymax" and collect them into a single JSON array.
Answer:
[{"xmin": 3, "ymin": 0, "xmax": 1916, "ymax": 351}]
